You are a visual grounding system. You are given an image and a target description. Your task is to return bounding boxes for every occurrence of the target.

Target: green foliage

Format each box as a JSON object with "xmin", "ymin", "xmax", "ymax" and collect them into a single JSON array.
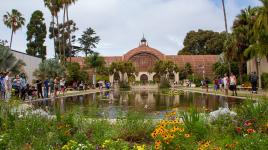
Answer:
[
  {"xmin": 212, "ymin": 61, "xmax": 239, "ymax": 77},
  {"xmin": 181, "ymin": 108, "xmax": 209, "ymax": 140},
  {"xmin": 26, "ymin": 10, "xmax": 47, "ymax": 60},
  {"xmin": 33, "ymin": 58, "xmax": 65, "ymax": 79},
  {"xmin": 109, "ymin": 61, "xmax": 136, "ymax": 83},
  {"xmin": 188, "ymin": 74, "xmax": 202, "ymax": 87},
  {"xmin": 0, "ymin": 44, "xmax": 25, "ymax": 74},
  {"xmin": 178, "ymin": 29, "xmax": 226, "ymax": 55},
  {"xmin": 84, "ymin": 52, "xmax": 105, "ymax": 70},
  {"xmin": 261, "ymin": 73, "xmax": 268, "ymax": 89},
  {"xmin": 180, "ymin": 63, "xmax": 193, "ymax": 80},
  {"xmin": 119, "ymin": 82, "xmax": 131, "ymax": 90},
  {"xmin": 159, "ymin": 78, "xmax": 171, "ymax": 89},
  {"xmin": 78, "ymin": 27, "xmax": 100, "ymax": 57},
  {"xmin": 66, "ymin": 62, "xmax": 88, "ymax": 84}
]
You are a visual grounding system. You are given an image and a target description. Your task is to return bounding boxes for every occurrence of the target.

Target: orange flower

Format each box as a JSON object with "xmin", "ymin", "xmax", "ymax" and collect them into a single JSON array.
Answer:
[
  {"xmin": 184, "ymin": 134, "xmax": 190, "ymax": 138},
  {"xmin": 247, "ymin": 128, "xmax": 255, "ymax": 134}
]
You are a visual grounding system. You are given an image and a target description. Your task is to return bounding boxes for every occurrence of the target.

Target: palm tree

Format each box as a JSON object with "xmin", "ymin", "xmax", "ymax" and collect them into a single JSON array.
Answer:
[
  {"xmin": 3, "ymin": 9, "xmax": 25, "ymax": 48},
  {"xmin": 84, "ymin": 52, "xmax": 105, "ymax": 86},
  {"xmin": 252, "ymin": 0, "xmax": 268, "ymax": 61},
  {"xmin": 221, "ymin": 0, "xmax": 228, "ymax": 33},
  {"xmin": 44, "ymin": 0, "xmax": 62, "ymax": 58},
  {"xmin": 0, "ymin": 44, "xmax": 25, "ymax": 74},
  {"xmin": 78, "ymin": 28, "xmax": 100, "ymax": 57},
  {"xmin": 33, "ymin": 58, "xmax": 65, "ymax": 79}
]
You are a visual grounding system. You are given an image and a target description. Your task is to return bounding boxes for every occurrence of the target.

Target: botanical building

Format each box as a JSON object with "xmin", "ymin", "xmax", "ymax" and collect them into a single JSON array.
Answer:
[{"xmin": 71, "ymin": 37, "xmax": 219, "ymax": 83}]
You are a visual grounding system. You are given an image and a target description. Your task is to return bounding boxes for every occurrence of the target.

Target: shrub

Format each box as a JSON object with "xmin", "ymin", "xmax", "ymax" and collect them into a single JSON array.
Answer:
[
  {"xmin": 159, "ymin": 78, "xmax": 171, "ymax": 89},
  {"xmin": 119, "ymin": 82, "xmax": 131, "ymax": 90},
  {"xmin": 261, "ymin": 73, "xmax": 268, "ymax": 89}
]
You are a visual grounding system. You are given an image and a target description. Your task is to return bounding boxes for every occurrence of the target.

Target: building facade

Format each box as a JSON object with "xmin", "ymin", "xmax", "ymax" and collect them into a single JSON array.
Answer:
[
  {"xmin": 11, "ymin": 50, "xmax": 42, "ymax": 82},
  {"xmin": 71, "ymin": 37, "xmax": 219, "ymax": 83}
]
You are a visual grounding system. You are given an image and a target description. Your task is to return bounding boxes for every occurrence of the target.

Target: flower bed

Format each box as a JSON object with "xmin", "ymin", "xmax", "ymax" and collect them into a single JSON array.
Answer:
[{"xmin": 0, "ymin": 99, "xmax": 267, "ymax": 149}]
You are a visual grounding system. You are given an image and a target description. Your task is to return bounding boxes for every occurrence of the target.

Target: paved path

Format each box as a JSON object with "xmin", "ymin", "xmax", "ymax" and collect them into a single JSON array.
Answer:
[
  {"xmin": 25, "ymin": 89, "xmax": 109, "ymax": 103},
  {"xmin": 178, "ymin": 87, "xmax": 267, "ymax": 100}
]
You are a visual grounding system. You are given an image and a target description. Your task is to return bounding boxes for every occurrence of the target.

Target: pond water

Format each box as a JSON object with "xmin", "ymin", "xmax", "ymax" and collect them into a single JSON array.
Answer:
[{"xmin": 32, "ymin": 90, "xmax": 244, "ymax": 118}]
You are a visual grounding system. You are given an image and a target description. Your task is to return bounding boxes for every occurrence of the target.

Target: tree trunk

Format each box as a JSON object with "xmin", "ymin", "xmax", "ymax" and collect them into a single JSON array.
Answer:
[
  {"xmin": 62, "ymin": 5, "xmax": 66, "ymax": 65},
  {"xmin": 9, "ymin": 30, "xmax": 14, "ymax": 48},
  {"xmin": 52, "ymin": 15, "xmax": 56, "ymax": 58},
  {"xmin": 238, "ymin": 62, "xmax": 243, "ymax": 84},
  {"xmin": 66, "ymin": 5, "xmax": 72, "ymax": 61},
  {"xmin": 56, "ymin": 13, "xmax": 61, "ymax": 62},
  {"xmin": 222, "ymin": 0, "xmax": 228, "ymax": 33}
]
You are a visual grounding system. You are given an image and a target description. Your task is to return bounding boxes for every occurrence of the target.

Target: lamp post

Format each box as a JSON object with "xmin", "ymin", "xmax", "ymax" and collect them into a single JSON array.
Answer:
[{"xmin": 257, "ymin": 57, "xmax": 262, "ymax": 89}]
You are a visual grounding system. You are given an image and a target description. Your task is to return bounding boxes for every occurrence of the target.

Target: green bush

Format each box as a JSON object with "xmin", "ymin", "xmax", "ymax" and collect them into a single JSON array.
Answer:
[
  {"xmin": 261, "ymin": 73, "xmax": 268, "ymax": 89},
  {"xmin": 119, "ymin": 82, "xmax": 131, "ymax": 90},
  {"xmin": 159, "ymin": 78, "xmax": 171, "ymax": 89}
]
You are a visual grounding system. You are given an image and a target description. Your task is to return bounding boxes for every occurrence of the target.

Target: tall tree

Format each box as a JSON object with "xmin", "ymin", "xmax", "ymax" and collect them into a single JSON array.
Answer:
[
  {"xmin": 221, "ymin": 0, "xmax": 228, "ymax": 33},
  {"xmin": 178, "ymin": 30, "xmax": 226, "ymax": 55},
  {"xmin": 84, "ymin": 52, "xmax": 105, "ymax": 86},
  {"xmin": 0, "ymin": 44, "xmax": 25, "ymax": 74},
  {"xmin": 49, "ymin": 20, "xmax": 78, "ymax": 63},
  {"xmin": 33, "ymin": 58, "xmax": 65, "ymax": 79},
  {"xmin": 26, "ymin": 10, "xmax": 47, "ymax": 60},
  {"xmin": 44, "ymin": 0, "xmax": 62, "ymax": 58},
  {"xmin": 78, "ymin": 28, "xmax": 100, "ymax": 57},
  {"xmin": 3, "ymin": 9, "xmax": 25, "ymax": 48},
  {"xmin": 151, "ymin": 60, "xmax": 179, "ymax": 80}
]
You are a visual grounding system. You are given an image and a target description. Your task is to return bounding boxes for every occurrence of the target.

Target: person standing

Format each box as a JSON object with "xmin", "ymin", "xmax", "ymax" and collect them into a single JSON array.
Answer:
[
  {"xmin": 223, "ymin": 73, "xmax": 229, "ymax": 95},
  {"xmin": 13, "ymin": 75, "xmax": 22, "ymax": 97},
  {"xmin": 49, "ymin": 78, "xmax": 54, "ymax": 97},
  {"xmin": 59, "ymin": 78, "xmax": 66, "ymax": 95},
  {"xmin": 0, "ymin": 72, "xmax": 5, "ymax": 100},
  {"xmin": 54, "ymin": 77, "xmax": 59, "ymax": 97},
  {"xmin": 44, "ymin": 78, "xmax": 49, "ymax": 98},
  {"xmin": 229, "ymin": 73, "xmax": 237, "ymax": 96},
  {"xmin": 4, "ymin": 72, "xmax": 12, "ymax": 101},
  {"xmin": 250, "ymin": 72, "xmax": 258, "ymax": 94},
  {"xmin": 36, "ymin": 79, "xmax": 43, "ymax": 99},
  {"xmin": 20, "ymin": 74, "xmax": 27, "ymax": 101}
]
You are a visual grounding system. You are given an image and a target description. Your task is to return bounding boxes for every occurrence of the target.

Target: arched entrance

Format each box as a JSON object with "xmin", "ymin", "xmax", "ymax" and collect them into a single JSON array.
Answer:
[
  {"xmin": 140, "ymin": 74, "xmax": 148, "ymax": 84},
  {"xmin": 153, "ymin": 74, "xmax": 160, "ymax": 83},
  {"xmin": 169, "ymin": 73, "xmax": 175, "ymax": 81},
  {"xmin": 114, "ymin": 72, "xmax": 120, "ymax": 82}
]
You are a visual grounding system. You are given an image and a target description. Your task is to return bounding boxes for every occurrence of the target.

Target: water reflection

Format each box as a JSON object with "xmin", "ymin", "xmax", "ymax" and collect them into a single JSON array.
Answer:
[{"xmin": 32, "ymin": 90, "xmax": 244, "ymax": 116}]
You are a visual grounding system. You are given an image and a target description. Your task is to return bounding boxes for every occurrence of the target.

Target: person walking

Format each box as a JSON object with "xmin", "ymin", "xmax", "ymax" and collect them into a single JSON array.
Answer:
[
  {"xmin": 54, "ymin": 77, "xmax": 59, "ymax": 97},
  {"xmin": 20, "ymin": 74, "xmax": 27, "ymax": 101},
  {"xmin": 0, "ymin": 72, "xmax": 5, "ymax": 100},
  {"xmin": 250, "ymin": 72, "xmax": 258, "ymax": 94},
  {"xmin": 4, "ymin": 72, "xmax": 12, "ymax": 101},
  {"xmin": 229, "ymin": 73, "xmax": 237, "ymax": 96},
  {"xmin": 49, "ymin": 78, "xmax": 54, "ymax": 97},
  {"xmin": 223, "ymin": 73, "xmax": 229, "ymax": 95},
  {"xmin": 36, "ymin": 79, "xmax": 43, "ymax": 99},
  {"xmin": 59, "ymin": 78, "xmax": 66, "ymax": 95},
  {"xmin": 44, "ymin": 78, "xmax": 49, "ymax": 98}
]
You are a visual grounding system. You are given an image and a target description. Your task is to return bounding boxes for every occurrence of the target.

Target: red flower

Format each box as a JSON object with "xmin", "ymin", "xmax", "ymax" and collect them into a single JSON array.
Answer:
[
  {"xmin": 247, "ymin": 128, "xmax": 255, "ymax": 134},
  {"xmin": 236, "ymin": 127, "xmax": 242, "ymax": 133},
  {"xmin": 244, "ymin": 120, "xmax": 252, "ymax": 126}
]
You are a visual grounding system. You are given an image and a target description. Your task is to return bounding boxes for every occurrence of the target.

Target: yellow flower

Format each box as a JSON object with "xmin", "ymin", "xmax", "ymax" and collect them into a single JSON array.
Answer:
[
  {"xmin": 179, "ymin": 128, "xmax": 185, "ymax": 132},
  {"xmin": 184, "ymin": 134, "xmax": 190, "ymax": 138}
]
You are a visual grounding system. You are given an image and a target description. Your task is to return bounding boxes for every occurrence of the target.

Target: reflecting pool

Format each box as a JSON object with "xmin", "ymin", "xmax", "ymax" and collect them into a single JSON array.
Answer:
[{"xmin": 32, "ymin": 90, "xmax": 244, "ymax": 118}]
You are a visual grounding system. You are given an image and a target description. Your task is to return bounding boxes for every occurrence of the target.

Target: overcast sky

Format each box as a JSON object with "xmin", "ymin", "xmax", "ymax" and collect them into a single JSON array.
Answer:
[{"xmin": 0, "ymin": 0, "xmax": 261, "ymax": 57}]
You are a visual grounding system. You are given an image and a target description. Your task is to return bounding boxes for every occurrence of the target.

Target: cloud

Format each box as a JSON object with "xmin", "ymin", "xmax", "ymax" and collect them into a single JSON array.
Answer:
[{"xmin": 0, "ymin": 0, "xmax": 260, "ymax": 57}]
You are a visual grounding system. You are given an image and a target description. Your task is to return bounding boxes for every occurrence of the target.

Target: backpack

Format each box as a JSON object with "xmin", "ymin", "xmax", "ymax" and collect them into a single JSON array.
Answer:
[{"xmin": 251, "ymin": 74, "xmax": 258, "ymax": 82}]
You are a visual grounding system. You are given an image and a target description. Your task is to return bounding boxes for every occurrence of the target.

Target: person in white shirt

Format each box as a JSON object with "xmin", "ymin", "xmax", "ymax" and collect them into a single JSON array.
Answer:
[
  {"xmin": 223, "ymin": 73, "xmax": 229, "ymax": 95},
  {"xmin": 4, "ymin": 72, "xmax": 12, "ymax": 101}
]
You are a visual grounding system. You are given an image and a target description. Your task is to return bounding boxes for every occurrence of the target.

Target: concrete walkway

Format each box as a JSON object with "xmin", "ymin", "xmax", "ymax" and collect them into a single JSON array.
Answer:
[
  {"xmin": 25, "ymin": 89, "xmax": 109, "ymax": 103},
  {"xmin": 179, "ymin": 87, "xmax": 267, "ymax": 100}
]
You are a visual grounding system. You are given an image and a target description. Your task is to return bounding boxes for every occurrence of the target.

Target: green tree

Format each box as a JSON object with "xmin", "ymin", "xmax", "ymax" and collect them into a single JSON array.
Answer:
[
  {"xmin": 180, "ymin": 63, "xmax": 193, "ymax": 80},
  {"xmin": 247, "ymin": 0, "xmax": 268, "ymax": 61},
  {"xmin": 178, "ymin": 30, "xmax": 226, "ymax": 55},
  {"xmin": 3, "ymin": 9, "xmax": 25, "ymax": 48},
  {"xmin": 84, "ymin": 52, "xmax": 105, "ymax": 86},
  {"xmin": 108, "ymin": 61, "xmax": 136, "ymax": 83},
  {"xmin": 44, "ymin": 0, "xmax": 62, "ymax": 57},
  {"xmin": 78, "ymin": 28, "xmax": 100, "ymax": 57},
  {"xmin": 151, "ymin": 60, "xmax": 179, "ymax": 80},
  {"xmin": 66, "ymin": 62, "xmax": 88, "ymax": 84},
  {"xmin": 0, "ymin": 44, "xmax": 25, "ymax": 74},
  {"xmin": 33, "ymin": 59, "xmax": 65, "ymax": 79},
  {"xmin": 49, "ymin": 20, "xmax": 78, "ymax": 63},
  {"xmin": 26, "ymin": 10, "xmax": 47, "ymax": 60}
]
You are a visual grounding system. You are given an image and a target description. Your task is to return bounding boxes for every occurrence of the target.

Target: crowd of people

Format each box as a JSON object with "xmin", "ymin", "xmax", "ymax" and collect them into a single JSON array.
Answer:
[
  {"xmin": 212, "ymin": 72, "xmax": 259, "ymax": 96},
  {"xmin": 0, "ymin": 72, "xmax": 70, "ymax": 101}
]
